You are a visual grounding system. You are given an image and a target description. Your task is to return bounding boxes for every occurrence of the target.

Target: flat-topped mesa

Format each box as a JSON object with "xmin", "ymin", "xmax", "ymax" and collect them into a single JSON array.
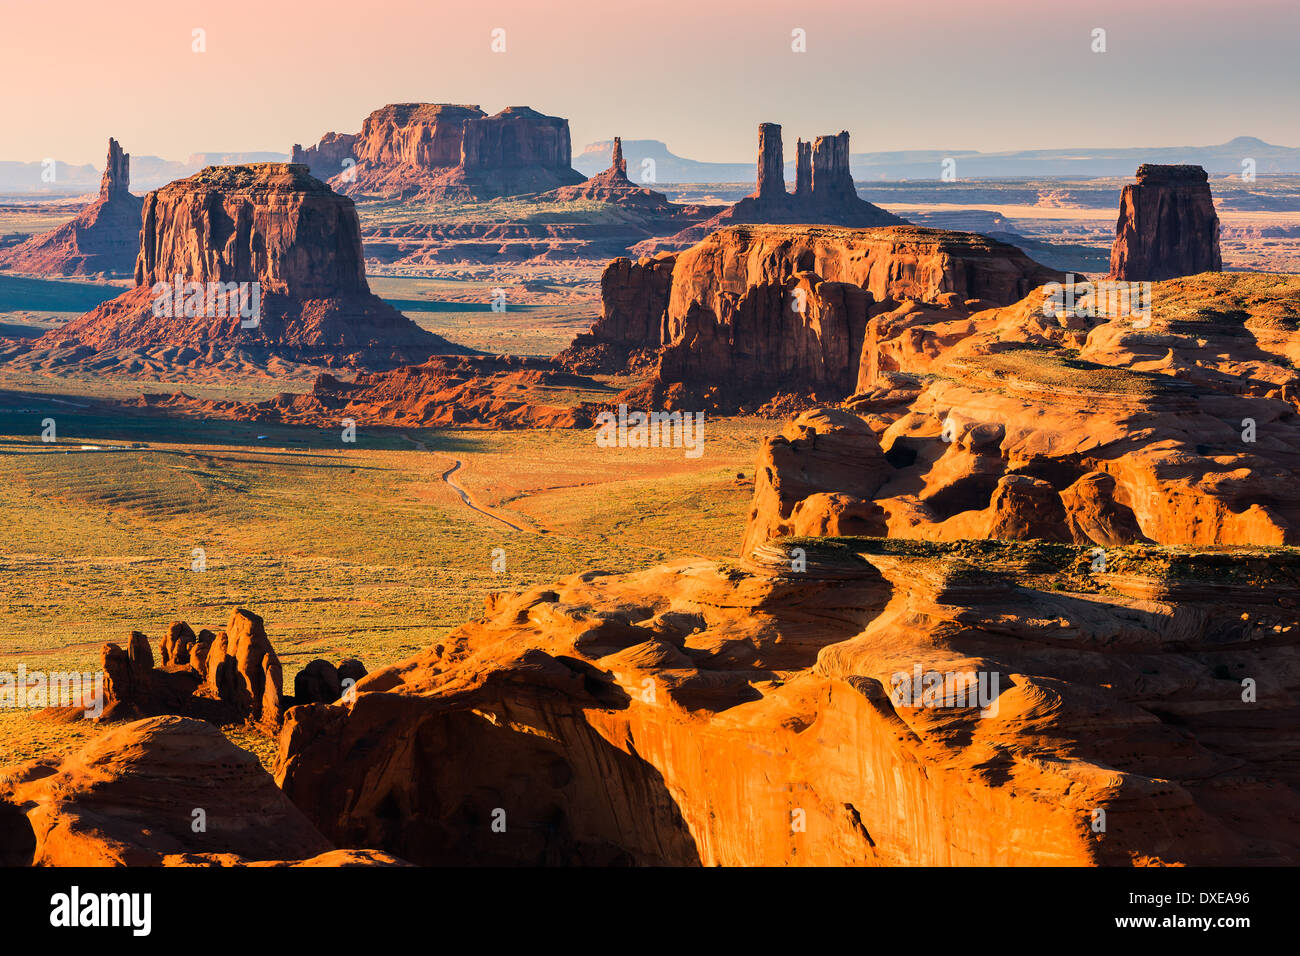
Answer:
[
  {"xmin": 0, "ymin": 136, "xmax": 143, "ymax": 276},
  {"xmin": 40, "ymin": 163, "xmax": 458, "ymax": 365},
  {"xmin": 577, "ymin": 224, "xmax": 1064, "ymax": 400},
  {"xmin": 100, "ymin": 137, "xmax": 130, "ymax": 199},
  {"xmin": 1108, "ymin": 163, "xmax": 1222, "ymax": 281},
  {"xmin": 296, "ymin": 103, "xmax": 584, "ymax": 201},
  {"xmin": 134, "ymin": 163, "xmax": 366, "ymax": 297},
  {"xmin": 460, "ymin": 105, "xmax": 574, "ymax": 171},
  {"xmin": 756, "ymin": 122, "xmax": 786, "ymax": 199}
]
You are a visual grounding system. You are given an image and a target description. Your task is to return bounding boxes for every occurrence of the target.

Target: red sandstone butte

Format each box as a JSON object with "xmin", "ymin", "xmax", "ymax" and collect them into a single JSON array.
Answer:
[
  {"xmin": 1108, "ymin": 164, "xmax": 1222, "ymax": 281},
  {"xmin": 294, "ymin": 103, "xmax": 585, "ymax": 201},
  {"xmin": 38, "ymin": 163, "xmax": 460, "ymax": 367},
  {"xmin": 642, "ymin": 123, "xmax": 905, "ymax": 253},
  {"xmin": 566, "ymin": 223, "xmax": 1064, "ymax": 400},
  {"xmin": 0, "ymin": 138, "xmax": 143, "ymax": 276}
]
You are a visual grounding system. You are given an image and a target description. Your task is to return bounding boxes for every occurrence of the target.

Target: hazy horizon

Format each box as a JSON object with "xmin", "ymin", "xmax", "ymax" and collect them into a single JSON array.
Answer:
[{"xmin": 4, "ymin": 0, "xmax": 1299, "ymax": 165}]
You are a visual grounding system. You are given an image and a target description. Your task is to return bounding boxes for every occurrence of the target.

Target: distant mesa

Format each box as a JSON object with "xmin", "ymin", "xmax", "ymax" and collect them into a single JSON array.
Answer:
[
  {"xmin": 0, "ymin": 138, "xmax": 143, "ymax": 276},
  {"xmin": 639, "ymin": 123, "xmax": 907, "ymax": 253},
  {"xmin": 293, "ymin": 103, "xmax": 585, "ymax": 201},
  {"xmin": 35, "ymin": 163, "xmax": 462, "ymax": 368},
  {"xmin": 1109, "ymin": 164, "xmax": 1222, "ymax": 281}
]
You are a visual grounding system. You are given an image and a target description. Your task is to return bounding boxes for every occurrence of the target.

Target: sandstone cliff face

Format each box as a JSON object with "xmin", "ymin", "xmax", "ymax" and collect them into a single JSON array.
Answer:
[
  {"xmin": 1108, "ymin": 164, "xmax": 1222, "ymax": 280},
  {"xmin": 0, "ymin": 138, "xmax": 142, "ymax": 276},
  {"xmin": 39, "ymin": 163, "xmax": 457, "ymax": 366},
  {"xmin": 756, "ymin": 122, "xmax": 785, "ymax": 198},
  {"xmin": 743, "ymin": 274, "xmax": 1300, "ymax": 551},
  {"xmin": 291, "ymin": 131, "xmax": 358, "ymax": 183},
  {"xmin": 274, "ymin": 542, "xmax": 1300, "ymax": 866},
  {"xmin": 579, "ymin": 224, "xmax": 1064, "ymax": 398},
  {"xmin": 809, "ymin": 131, "xmax": 855, "ymax": 202},
  {"xmin": 298, "ymin": 103, "xmax": 584, "ymax": 201}
]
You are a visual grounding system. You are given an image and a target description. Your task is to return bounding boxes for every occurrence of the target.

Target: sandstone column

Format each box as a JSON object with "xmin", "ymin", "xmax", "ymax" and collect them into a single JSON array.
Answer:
[
  {"xmin": 1108, "ymin": 164, "xmax": 1222, "ymax": 280},
  {"xmin": 100, "ymin": 138, "xmax": 130, "ymax": 199},
  {"xmin": 795, "ymin": 138, "xmax": 812, "ymax": 197},
  {"xmin": 810, "ymin": 131, "xmax": 854, "ymax": 203},
  {"xmin": 756, "ymin": 123, "xmax": 785, "ymax": 199}
]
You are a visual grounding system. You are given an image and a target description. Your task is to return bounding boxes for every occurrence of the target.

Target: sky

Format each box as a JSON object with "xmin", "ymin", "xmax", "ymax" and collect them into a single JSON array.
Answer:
[{"xmin": 3, "ymin": 0, "xmax": 1299, "ymax": 164}]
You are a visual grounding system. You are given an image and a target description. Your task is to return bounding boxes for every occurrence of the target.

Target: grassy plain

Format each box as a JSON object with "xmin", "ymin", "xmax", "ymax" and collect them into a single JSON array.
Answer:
[{"xmin": 0, "ymin": 407, "xmax": 766, "ymax": 764}]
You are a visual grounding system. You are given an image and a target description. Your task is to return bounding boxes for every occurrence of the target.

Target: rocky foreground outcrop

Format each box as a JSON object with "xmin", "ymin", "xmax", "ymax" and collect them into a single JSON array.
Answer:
[
  {"xmin": 295, "ymin": 103, "xmax": 584, "ymax": 201},
  {"xmin": 42, "ymin": 608, "xmax": 366, "ymax": 730},
  {"xmin": 0, "ymin": 716, "xmax": 402, "ymax": 866},
  {"xmin": 33, "ymin": 163, "xmax": 460, "ymax": 368},
  {"xmin": 1109, "ymin": 164, "xmax": 1222, "ymax": 281},
  {"xmin": 0, "ymin": 138, "xmax": 142, "ymax": 276},
  {"xmin": 274, "ymin": 540, "xmax": 1300, "ymax": 865},
  {"xmin": 742, "ymin": 273, "xmax": 1300, "ymax": 551},
  {"xmin": 563, "ymin": 223, "xmax": 1064, "ymax": 403},
  {"xmin": 638, "ymin": 123, "xmax": 906, "ymax": 254}
]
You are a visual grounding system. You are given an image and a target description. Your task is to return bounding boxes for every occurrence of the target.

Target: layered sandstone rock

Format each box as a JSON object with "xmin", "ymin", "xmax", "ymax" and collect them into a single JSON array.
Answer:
[
  {"xmin": 570, "ymin": 224, "xmax": 1064, "ymax": 401},
  {"xmin": 298, "ymin": 103, "xmax": 584, "ymax": 201},
  {"xmin": 36, "ymin": 163, "xmax": 458, "ymax": 367},
  {"xmin": 1109, "ymin": 164, "xmax": 1222, "ymax": 280},
  {"xmin": 274, "ymin": 542, "xmax": 1300, "ymax": 865},
  {"xmin": 0, "ymin": 138, "xmax": 142, "ymax": 276},
  {"xmin": 642, "ymin": 124, "xmax": 905, "ymax": 253},
  {"xmin": 743, "ymin": 274, "xmax": 1300, "ymax": 551},
  {"xmin": 0, "ymin": 715, "xmax": 403, "ymax": 866}
]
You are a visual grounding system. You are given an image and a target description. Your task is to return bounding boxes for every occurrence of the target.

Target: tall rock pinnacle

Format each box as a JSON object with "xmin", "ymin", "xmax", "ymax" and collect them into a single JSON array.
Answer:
[
  {"xmin": 756, "ymin": 123, "xmax": 785, "ymax": 199},
  {"xmin": 99, "ymin": 137, "xmax": 130, "ymax": 199}
]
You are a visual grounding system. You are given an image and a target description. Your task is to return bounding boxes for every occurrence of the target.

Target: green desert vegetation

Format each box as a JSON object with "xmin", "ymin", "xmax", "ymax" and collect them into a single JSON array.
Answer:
[{"xmin": 0, "ymin": 414, "xmax": 768, "ymax": 762}]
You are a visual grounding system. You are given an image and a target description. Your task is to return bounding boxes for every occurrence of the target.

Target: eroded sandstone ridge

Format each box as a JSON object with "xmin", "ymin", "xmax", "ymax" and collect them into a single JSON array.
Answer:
[
  {"xmin": 35, "ymin": 163, "xmax": 459, "ymax": 367},
  {"xmin": 0, "ymin": 138, "xmax": 143, "ymax": 276},
  {"xmin": 64, "ymin": 608, "xmax": 367, "ymax": 730},
  {"xmin": 130, "ymin": 354, "xmax": 602, "ymax": 429},
  {"xmin": 274, "ymin": 541, "xmax": 1300, "ymax": 865},
  {"xmin": 1109, "ymin": 164, "xmax": 1222, "ymax": 280},
  {"xmin": 0, "ymin": 716, "xmax": 402, "ymax": 866},
  {"xmin": 743, "ymin": 273, "xmax": 1300, "ymax": 551},
  {"xmin": 640, "ymin": 124, "xmax": 906, "ymax": 253},
  {"xmin": 563, "ymin": 223, "xmax": 1064, "ymax": 405},
  {"xmin": 294, "ymin": 103, "xmax": 584, "ymax": 201}
]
